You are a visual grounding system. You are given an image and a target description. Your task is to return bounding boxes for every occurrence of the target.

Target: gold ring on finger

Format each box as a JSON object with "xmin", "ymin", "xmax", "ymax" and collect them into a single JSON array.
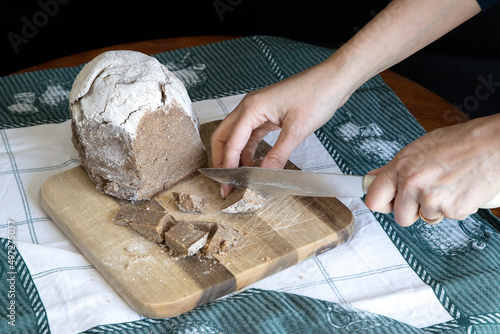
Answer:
[{"xmin": 418, "ymin": 208, "xmax": 444, "ymax": 225}]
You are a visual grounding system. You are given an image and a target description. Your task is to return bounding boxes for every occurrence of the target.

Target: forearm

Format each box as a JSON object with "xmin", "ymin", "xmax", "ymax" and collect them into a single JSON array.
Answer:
[{"xmin": 323, "ymin": 0, "xmax": 481, "ymax": 99}]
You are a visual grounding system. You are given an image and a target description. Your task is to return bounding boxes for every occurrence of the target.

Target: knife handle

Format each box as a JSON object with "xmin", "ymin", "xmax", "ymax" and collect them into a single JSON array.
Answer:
[
  {"xmin": 362, "ymin": 174, "xmax": 500, "ymax": 209},
  {"xmin": 362, "ymin": 175, "xmax": 376, "ymax": 194},
  {"xmin": 481, "ymin": 193, "xmax": 500, "ymax": 209}
]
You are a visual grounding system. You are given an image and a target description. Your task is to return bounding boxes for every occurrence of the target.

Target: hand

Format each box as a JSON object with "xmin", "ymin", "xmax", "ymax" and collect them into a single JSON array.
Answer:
[
  {"xmin": 364, "ymin": 113, "xmax": 500, "ymax": 226},
  {"xmin": 210, "ymin": 60, "xmax": 351, "ymax": 198},
  {"xmin": 209, "ymin": 0, "xmax": 481, "ymax": 200}
]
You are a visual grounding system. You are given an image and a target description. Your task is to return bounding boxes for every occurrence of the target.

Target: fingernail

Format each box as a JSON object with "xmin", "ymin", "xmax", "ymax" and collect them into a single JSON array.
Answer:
[{"xmin": 220, "ymin": 185, "xmax": 226, "ymax": 199}]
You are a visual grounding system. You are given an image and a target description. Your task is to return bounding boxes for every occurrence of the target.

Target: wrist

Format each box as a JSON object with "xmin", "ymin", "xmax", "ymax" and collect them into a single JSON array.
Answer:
[{"xmin": 313, "ymin": 49, "xmax": 371, "ymax": 110}]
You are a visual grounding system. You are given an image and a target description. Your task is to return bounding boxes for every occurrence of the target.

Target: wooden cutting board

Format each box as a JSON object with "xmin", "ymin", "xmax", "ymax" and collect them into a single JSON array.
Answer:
[{"xmin": 39, "ymin": 121, "xmax": 354, "ymax": 319}]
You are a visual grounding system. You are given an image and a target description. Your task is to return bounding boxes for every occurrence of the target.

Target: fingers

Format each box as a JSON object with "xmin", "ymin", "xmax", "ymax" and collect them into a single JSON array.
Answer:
[
  {"xmin": 222, "ymin": 115, "xmax": 257, "ymax": 169},
  {"xmin": 210, "ymin": 111, "xmax": 238, "ymax": 169},
  {"xmin": 210, "ymin": 105, "xmax": 251, "ymax": 199},
  {"xmin": 392, "ymin": 185, "xmax": 420, "ymax": 227},
  {"xmin": 240, "ymin": 123, "xmax": 280, "ymax": 167},
  {"xmin": 365, "ymin": 165, "xmax": 441, "ymax": 227},
  {"xmin": 210, "ymin": 117, "xmax": 235, "ymax": 199},
  {"xmin": 260, "ymin": 123, "xmax": 307, "ymax": 169},
  {"xmin": 219, "ymin": 183, "xmax": 234, "ymax": 200},
  {"xmin": 210, "ymin": 93, "xmax": 277, "ymax": 198},
  {"xmin": 364, "ymin": 168, "xmax": 396, "ymax": 214},
  {"xmin": 211, "ymin": 100, "xmax": 266, "ymax": 170},
  {"xmin": 418, "ymin": 208, "xmax": 444, "ymax": 225},
  {"xmin": 417, "ymin": 188, "xmax": 446, "ymax": 225}
]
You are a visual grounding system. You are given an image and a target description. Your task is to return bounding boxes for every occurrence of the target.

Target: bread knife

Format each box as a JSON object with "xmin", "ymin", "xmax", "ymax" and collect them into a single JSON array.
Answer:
[
  {"xmin": 199, "ymin": 167, "xmax": 374, "ymax": 198},
  {"xmin": 199, "ymin": 167, "xmax": 500, "ymax": 209}
]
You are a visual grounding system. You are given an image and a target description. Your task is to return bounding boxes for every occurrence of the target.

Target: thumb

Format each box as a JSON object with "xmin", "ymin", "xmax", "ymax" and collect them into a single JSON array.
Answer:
[
  {"xmin": 364, "ymin": 169, "xmax": 397, "ymax": 214},
  {"xmin": 260, "ymin": 126, "xmax": 306, "ymax": 169}
]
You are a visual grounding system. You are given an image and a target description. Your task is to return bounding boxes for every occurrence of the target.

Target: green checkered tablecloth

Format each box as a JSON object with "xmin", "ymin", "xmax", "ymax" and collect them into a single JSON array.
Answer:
[{"xmin": 1, "ymin": 36, "xmax": 500, "ymax": 334}]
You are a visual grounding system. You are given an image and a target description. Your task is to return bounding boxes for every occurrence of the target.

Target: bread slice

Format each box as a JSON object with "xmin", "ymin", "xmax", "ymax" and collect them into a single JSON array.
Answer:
[
  {"xmin": 113, "ymin": 200, "xmax": 175, "ymax": 243},
  {"xmin": 221, "ymin": 188, "xmax": 265, "ymax": 213},
  {"xmin": 201, "ymin": 223, "xmax": 244, "ymax": 257},
  {"xmin": 164, "ymin": 223, "xmax": 209, "ymax": 257}
]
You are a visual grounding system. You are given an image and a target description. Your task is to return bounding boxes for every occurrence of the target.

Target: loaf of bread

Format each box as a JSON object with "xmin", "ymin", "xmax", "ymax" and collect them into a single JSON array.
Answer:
[{"xmin": 69, "ymin": 51, "xmax": 207, "ymax": 200}]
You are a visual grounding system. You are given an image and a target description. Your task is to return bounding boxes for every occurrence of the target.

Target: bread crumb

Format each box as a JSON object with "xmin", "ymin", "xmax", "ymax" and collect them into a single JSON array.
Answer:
[
  {"xmin": 172, "ymin": 192, "xmax": 206, "ymax": 213},
  {"xmin": 221, "ymin": 188, "xmax": 265, "ymax": 213}
]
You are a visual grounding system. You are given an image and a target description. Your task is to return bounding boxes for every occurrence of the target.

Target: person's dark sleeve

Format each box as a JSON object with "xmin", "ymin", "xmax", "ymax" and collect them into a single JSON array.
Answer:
[{"xmin": 476, "ymin": 0, "xmax": 500, "ymax": 10}]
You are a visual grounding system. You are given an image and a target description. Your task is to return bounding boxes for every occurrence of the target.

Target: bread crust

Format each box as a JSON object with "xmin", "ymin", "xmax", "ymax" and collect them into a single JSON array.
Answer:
[{"xmin": 69, "ymin": 51, "xmax": 207, "ymax": 200}]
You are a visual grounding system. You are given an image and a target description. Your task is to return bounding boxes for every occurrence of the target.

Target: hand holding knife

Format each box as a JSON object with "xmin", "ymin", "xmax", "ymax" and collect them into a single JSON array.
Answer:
[{"xmin": 199, "ymin": 167, "xmax": 500, "ymax": 211}]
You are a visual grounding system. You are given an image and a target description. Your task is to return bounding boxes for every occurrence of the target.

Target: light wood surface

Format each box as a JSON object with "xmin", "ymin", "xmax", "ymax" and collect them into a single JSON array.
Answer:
[{"xmin": 39, "ymin": 121, "xmax": 354, "ymax": 318}]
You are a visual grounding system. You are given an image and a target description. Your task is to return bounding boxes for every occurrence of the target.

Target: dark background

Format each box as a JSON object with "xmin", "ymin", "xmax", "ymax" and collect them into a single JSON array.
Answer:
[{"xmin": 1, "ymin": 0, "xmax": 499, "ymax": 118}]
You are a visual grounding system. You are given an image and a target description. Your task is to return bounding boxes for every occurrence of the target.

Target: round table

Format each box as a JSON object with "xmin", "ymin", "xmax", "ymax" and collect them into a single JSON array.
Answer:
[{"xmin": 11, "ymin": 35, "xmax": 499, "ymax": 218}]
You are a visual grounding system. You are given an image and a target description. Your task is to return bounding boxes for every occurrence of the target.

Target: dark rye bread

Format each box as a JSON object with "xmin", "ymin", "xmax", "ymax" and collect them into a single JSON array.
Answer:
[
  {"xmin": 221, "ymin": 188, "xmax": 265, "ymax": 213},
  {"xmin": 202, "ymin": 222, "xmax": 243, "ymax": 257},
  {"xmin": 172, "ymin": 192, "xmax": 206, "ymax": 213},
  {"xmin": 113, "ymin": 200, "xmax": 176, "ymax": 243},
  {"xmin": 69, "ymin": 50, "xmax": 207, "ymax": 200},
  {"xmin": 164, "ymin": 223, "xmax": 209, "ymax": 257},
  {"xmin": 220, "ymin": 157, "xmax": 266, "ymax": 213},
  {"xmin": 164, "ymin": 221, "xmax": 243, "ymax": 258}
]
